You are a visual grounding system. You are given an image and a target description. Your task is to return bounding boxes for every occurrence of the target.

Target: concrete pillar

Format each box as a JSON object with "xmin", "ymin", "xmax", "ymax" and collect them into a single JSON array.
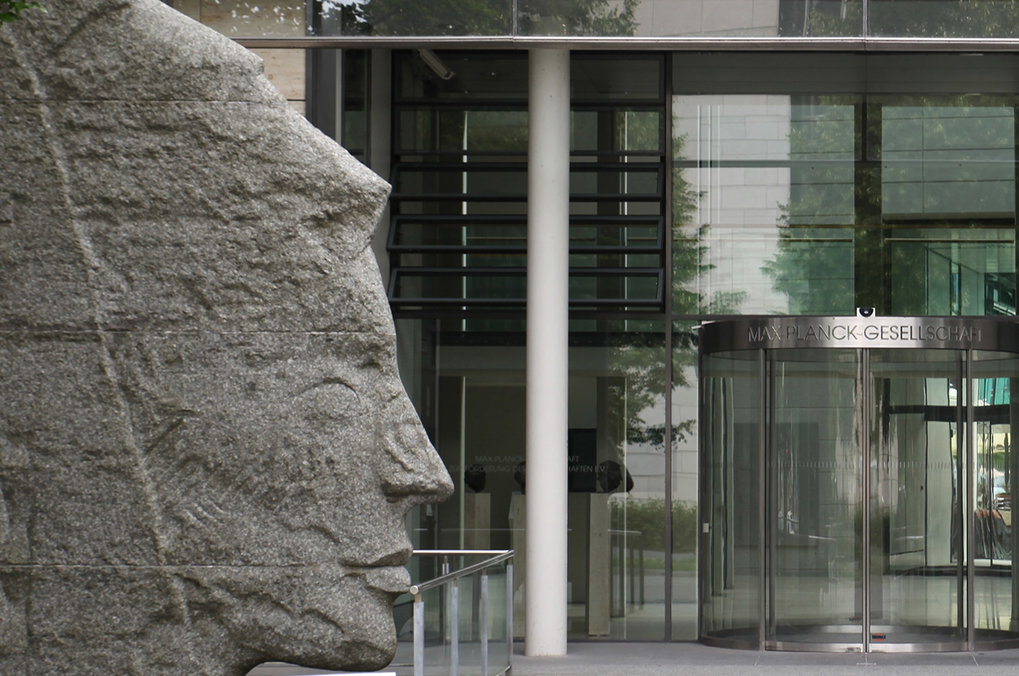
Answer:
[{"xmin": 525, "ymin": 48, "xmax": 570, "ymax": 657}]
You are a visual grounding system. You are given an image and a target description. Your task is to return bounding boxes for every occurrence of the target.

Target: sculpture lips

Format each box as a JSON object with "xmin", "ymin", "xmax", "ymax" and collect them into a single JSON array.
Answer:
[{"xmin": 363, "ymin": 565, "xmax": 412, "ymax": 594}]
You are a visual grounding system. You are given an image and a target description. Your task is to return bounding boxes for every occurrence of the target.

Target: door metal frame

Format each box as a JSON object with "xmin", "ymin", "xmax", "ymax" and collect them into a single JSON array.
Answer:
[
  {"xmin": 699, "ymin": 316, "xmax": 1019, "ymax": 653},
  {"xmin": 862, "ymin": 347, "xmax": 872, "ymax": 652}
]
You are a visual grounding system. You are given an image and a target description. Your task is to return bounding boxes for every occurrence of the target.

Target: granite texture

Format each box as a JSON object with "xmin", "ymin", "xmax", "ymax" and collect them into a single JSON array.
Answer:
[{"xmin": 0, "ymin": 2, "xmax": 453, "ymax": 674}]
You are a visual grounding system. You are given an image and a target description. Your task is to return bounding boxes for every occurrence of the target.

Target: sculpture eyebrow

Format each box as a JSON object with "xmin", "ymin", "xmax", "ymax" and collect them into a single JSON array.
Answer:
[{"xmin": 298, "ymin": 377, "xmax": 359, "ymax": 399}]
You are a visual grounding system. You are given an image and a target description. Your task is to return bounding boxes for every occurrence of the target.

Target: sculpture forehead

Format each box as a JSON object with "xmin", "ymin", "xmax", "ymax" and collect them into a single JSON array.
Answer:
[
  {"xmin": 1, "ymin": 0, "xmax": 275, "ymax": 103},
  {"xmin": 111, "ymin": 331, "xmax": 404, "ymax": 395},
  {"xmin": 1, "ymin": 0, "xmax": 391, "ymax": 334},
  {"xmin": 1, "ymin": 103, "xmax": 391, "ymax": 331}
]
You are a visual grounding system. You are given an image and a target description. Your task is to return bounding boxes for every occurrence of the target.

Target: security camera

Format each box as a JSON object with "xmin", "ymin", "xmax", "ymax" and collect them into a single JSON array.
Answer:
[
  {"xmin": 857, "ymin": 307, "xmax": 876, "ymax": 318},
  {"xmin": 417, "ymin": 49, "xmax": 455, "ymax": 81}
]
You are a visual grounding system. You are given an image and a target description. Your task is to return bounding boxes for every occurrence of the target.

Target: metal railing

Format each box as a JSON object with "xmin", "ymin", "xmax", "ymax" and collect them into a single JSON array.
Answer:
[
  {"xmin": 609, "ymin": 529, "xmax": 645, "ymax": 618},
  {"xmin": 408, "ymin": 550, "xmax": 514, "ymax": 676}
]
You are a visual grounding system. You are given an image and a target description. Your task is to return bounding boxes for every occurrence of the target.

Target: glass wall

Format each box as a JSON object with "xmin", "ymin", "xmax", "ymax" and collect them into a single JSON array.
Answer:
[
  {"xmin": 698, "ymin": 319, "xmax": 1019, "ymax": 651},
  {"xmin": 673, "ymin": 53, "xmax": 1018, "ymax": 318},
  {"xmin": 176, "ymin": 1, "xmax": 1019, "ymax": 40},
  {"xmin": 698, "ymin": 348, "xmax": 761, "ymax": 645},
  {"xmin": 671, "ymin": 321, "xmax": 700, "ymax": 639},
  {"xmin": 869, "ymin": 0, "xmax": 1019, "ymax": 37},
  {"xmin": 129, "ymin": 38, "xmax": 1019, "ymax": 643},
  {"xmin": 395, "ymin": 318, "xmax": 669, "ymax": 640},
  {"xmin": 388, "ymin": 52, "xmax": 666, "ymax": 313},
  {"xmin": 393, "ymin": 50, "xmax": 1019, "ymax": 644},
  {"xmin": 972, "ymin": 353, "xmax": 1019, "ymax": 639},
  {"xmin": 391, "ymin": 52, "xmax": 670, "ymax": 640}
]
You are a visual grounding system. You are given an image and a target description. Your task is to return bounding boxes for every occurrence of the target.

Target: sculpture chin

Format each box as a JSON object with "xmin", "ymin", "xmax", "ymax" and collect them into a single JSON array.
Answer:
[
  {"xmin": 270, "ymin": 596, "xmax": 398, "ymax": 673},
  {"xmin": 185, "ymin": 564, "xmax": 403, "ymax": 673},
  {"xmin": 279, "ymin": 631, "xmax": 395, "ymax": 674}
]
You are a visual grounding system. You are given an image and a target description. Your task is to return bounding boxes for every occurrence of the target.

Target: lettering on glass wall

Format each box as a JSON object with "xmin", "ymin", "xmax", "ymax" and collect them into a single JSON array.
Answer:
[{"xmin": 747, "ymin": 322, "xmax": 982, "ymax": 346}]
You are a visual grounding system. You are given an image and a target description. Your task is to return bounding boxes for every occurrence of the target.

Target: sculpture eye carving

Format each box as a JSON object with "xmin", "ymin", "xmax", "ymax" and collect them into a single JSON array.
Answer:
[{"xmin": 296, "ymin": 379, "xmax": 362, "ymax": 424}]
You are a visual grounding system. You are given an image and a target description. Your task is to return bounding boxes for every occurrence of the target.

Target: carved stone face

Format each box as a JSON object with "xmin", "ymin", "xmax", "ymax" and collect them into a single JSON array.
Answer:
[
  {"xmin": 106, "ymin": 332, "xmax": 453, "ymax": 671},
  {"xmin": 0, "ymin": 1, "xmax": 452, "ymax": 674}
]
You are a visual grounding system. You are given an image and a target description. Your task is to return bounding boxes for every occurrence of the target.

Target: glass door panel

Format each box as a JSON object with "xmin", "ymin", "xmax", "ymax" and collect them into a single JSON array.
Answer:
[
  {"xmin": 700, "ymin": 317, "xmax": 1019, "ymax": 652},
  {"xmin": 766, "ymin": 349, "xmax": 863, "ymax": 648},
  {"xmin": 700, "ymin": 351, "xmax": 761, "ymax": 646},
  {"xmin": 868, "ymin": 349, "xmax": 966, "ymax": 648},
  {"xmin": 972, "ymin": 352, "xmax": 1019, "ymax": 641}
]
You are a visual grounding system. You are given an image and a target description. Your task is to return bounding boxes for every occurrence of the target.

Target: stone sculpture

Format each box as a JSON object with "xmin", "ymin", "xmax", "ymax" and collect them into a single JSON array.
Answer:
[
  {"xmin": 0, "ymin": 1, "xmax": 453, "ymax": 674},
  {"xmin": 464, "ymin": 464, "xmax": 487, "ymax": 493}
]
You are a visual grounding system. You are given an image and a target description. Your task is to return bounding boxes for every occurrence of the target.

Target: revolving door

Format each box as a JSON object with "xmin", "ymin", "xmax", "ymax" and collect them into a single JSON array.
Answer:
[{"xmin": 699, "ymin": 317, "xmax": 1019, "ymax": 652}]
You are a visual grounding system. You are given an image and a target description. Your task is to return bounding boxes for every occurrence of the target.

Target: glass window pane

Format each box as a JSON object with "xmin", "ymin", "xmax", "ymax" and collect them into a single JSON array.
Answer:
[
  {"xmin": 323, "ymin": 0, "xmax": 514, "ymax": 36},
  {"xmin": 173, "ymin": 1, "xmax": 1019, "ymax": 40},
  {"xmin": 870, "ymin": 0, "xmax": 1019, "ymax": 38},
  {"xmin": 882, "ymin": 106, "xmax": 1015, "ymax": 220},
  {"xmin": 396, "ymin": 53, "xmax": 528, "ymax": 102},
  {"xmin": 971, "ymin": 354, "xmax": 1019, "ymax": 641},
  {"xmin": 672, "ymin": 54, "xmax": 1018, "ymax": 318},
  {"xmin": 672, "ymin": 95, "xmax": 857, "ymax": 315},
  {"xmin": 698, "ymin": 349, "xmax": 761, "ymax": 643},
  {"xmin": 672, "ymin": 321, "xmax": 700, "ymax": 640},
  {"xmin": 397, "ymin": 318, "xmax": 667, "ymax": 641},
  {"xmin": 573, "ymin": 55, "xmax": 663, "ymax": 102},
  {"xmin": 515, "ymin": 0, "xmax": 862, "ymax": 38}
]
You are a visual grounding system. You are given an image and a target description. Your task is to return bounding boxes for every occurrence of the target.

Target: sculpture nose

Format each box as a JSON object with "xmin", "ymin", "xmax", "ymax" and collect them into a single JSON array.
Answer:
[{"xmin": 376, "ymin": 397, "xmax": 453, "ymax": 506}]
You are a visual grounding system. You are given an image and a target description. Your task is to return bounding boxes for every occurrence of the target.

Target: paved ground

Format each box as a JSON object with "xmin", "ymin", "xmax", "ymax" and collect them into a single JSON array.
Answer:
[
  {"xmin": 250, "ymin": 641, "xmax": 1019, "ymax": 675},
  {"xmin": 510, "ymin": 641, "xmax": 1019, "ymax": 675}
]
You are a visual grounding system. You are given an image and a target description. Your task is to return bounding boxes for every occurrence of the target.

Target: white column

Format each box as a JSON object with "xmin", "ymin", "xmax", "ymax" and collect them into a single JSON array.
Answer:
[{"xmin": 525, "ymin": 48, "xmax": 570, "ymax": 657}]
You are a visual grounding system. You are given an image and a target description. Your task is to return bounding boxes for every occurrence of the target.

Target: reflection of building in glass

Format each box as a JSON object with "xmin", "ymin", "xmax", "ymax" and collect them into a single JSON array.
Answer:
[{"xmin": 170, "ymin": 0, "xmax": 1019, "ymax": 653}]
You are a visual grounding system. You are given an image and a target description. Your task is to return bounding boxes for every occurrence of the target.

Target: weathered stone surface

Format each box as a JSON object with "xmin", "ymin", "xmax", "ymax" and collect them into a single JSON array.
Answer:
[
  {"xmin": 0, "ymin": 2, "xmax": 453, "ymax": 674},
  {"xmin": 1, "ymin": 100, "xmax": 391, "ymax": 333},
  {"xmin": 0, "ymin": 0, "xmax": 279, "ymax": 103}
]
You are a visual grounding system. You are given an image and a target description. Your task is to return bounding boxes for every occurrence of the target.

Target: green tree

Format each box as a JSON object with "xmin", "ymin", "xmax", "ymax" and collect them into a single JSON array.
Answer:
[
  {"xmin": 870, "ymin": 0, "xmax": 1019, "ymax": 38},
  {"xmin": 761, "ymin": 99, "xmax": 862, "ymax": 314},
  {"xmin": 1, "ymin": 1, "xmax": 44, "ymax": 24},
  {"xmin": 614, "ymin": 130, "xmax": 747, "ymax": 455},
  {"xmin": 321, "ymin": 0, "xmax": 636, "ymax": 36},
  {"xmin": 763, "ymin": 94, "xmax": 1016, "ymax": 317},
  {"xmin": 795, "ymin": 0, "xmax": 1019, "ymax": 38},
  {"xmin": 518, "ymin": 0, "xmax": 637, "ymax": 36},
  {"xmin": 329, "ymin": 0, "xmax": 511, "ymax": 36}
]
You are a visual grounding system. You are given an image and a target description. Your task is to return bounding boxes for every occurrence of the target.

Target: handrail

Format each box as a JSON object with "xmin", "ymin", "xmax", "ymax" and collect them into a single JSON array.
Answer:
[
  {"xmin": 414, "ymin": 549, "xmax": 512, "ymax": 555},
  {"xmin": 238, "ymin": 35, "xmax": 1019, "ymax": 53},
  {"xmin": 409, "ymin": 550, "xmax": 514, "ymax": 595},
  {"xmin": 408, "ymin": 549, "xmax": 514, "ymax": 676}
]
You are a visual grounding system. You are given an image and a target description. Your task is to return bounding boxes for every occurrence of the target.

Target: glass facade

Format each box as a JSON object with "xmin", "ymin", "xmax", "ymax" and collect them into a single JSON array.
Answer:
[
  {"xmin": 673, "ymin": 53, "xmax": 1018, "ymax": 318},
  {"xmin": 169, "ymin": 1, "xmax": 1019, "ymax": 39},
  {"xmin": 396, "ymin": 320, "xmax": 669, "ymax": 639},
  {"xmin": 164, "ymin": 0, "xmax": 1019, "ymax": 645},
  {"xmin": 699, "ymin": 319, "xmax": 1019, "ymax": 650},
  {"xmin": 394, "ymin": 50, "xmax": 1019, "ymax": 643},
  {"xmin": 387, "ymin": 52, "xmax": 665, "ymax": 313},
  {"xmin": 383, "ymin": 50, "xmax": 1018, "ymax": 641},
  {"xmin": 389, "ymin": 51, "xmax": 671, "ymax": 639}
]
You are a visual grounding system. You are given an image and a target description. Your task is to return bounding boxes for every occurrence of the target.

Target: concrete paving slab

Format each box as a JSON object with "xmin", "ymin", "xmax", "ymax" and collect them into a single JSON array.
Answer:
[
  {"xmin": 510, "ymin": 642, "xmax": 1018, "ymax": 676},
  {"xmin": 249, "ymin": 641, "xmax": 1019, "ymax": 676}
]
